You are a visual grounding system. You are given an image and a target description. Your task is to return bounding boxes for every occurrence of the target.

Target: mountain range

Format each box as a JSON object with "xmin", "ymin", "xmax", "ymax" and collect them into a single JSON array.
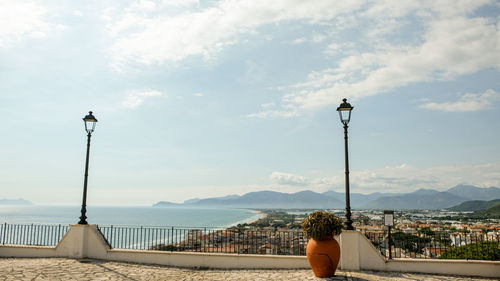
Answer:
[
  {"xmin": 0, "ymin": 198, "xmax": 33, "ymax": 205},
  {"xmin": 447, "ymin": 199, "xmax": 500, "ymax": 211},
  {"xmin": 154, "ymin": 184, "xmax": 500, "ymax": 210},
  {"xmin": 155, "ymin": 190, "xmax": 343, "ymax": 209},
  {"xmin": 446, "ymin": 198, "xmax": 500, "ymax": 219}
]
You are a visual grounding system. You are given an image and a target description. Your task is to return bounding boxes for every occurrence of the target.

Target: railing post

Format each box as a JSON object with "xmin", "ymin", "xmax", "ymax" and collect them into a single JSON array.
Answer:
[
  {"xmin": 29, "ymin": 224, "xmax": 33, "ymax": 245},
  {"xmin": 7, "ymin": 224, "xmax": 11, "ymax": 245},
  {"xmin": 138, "ymin": 226, "xmax": 142, "ymax": 250},
  {"xmin": 110, "ymin": 225, "xmax": 114, "ymax": 247},
  {"xmin": 171, "ymin": 227, "xmax": 174, "ymax": 252},
  {"xmin": 2, "ymin": 223, "xmax": 6, "ymax": 245},
  {"xmin": 204, "ymin": 227, "xmax": 207, "ymax": 252}
]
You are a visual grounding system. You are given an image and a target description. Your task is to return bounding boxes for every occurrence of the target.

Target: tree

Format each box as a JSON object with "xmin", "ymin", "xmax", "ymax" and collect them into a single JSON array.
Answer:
[
  {"xmin": 392, "ymin": 232, "xmax": 430, "ymax": 254},
  {"xmin": 418, "ymin": 227, "xmax": 435, "ymax": 236},
  {"xmin": 439, "ymin": 241, "xmax": 499, "ymax": 260}
]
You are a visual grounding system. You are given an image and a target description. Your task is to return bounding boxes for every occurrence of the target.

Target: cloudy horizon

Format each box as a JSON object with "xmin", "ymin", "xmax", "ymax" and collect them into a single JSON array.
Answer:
[{"xmin": 0, "ymin": 0, "xmax": 499, "ymax": 205}]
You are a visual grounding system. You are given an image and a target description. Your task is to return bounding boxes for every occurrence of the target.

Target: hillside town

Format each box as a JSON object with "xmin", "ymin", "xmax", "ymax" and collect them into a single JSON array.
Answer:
[{"xmin": 164, "ymin": 209, "xmax": 499, "ymax": 258}]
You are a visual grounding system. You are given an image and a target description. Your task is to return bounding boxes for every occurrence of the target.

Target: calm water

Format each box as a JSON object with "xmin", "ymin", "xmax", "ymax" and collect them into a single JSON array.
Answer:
[{"xmin": 0, "ymin": 205, "xmax": 261, "ymax": 227}]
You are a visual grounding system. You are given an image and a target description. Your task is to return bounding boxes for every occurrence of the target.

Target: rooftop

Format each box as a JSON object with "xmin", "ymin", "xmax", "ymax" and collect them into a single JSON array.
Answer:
[{"xmin": 0, "ymin": 258, "xmax": 495, "ymax": 281}]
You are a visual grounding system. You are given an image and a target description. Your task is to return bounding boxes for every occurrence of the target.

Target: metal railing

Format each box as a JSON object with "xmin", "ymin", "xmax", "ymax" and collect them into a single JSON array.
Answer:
[
  {"xmin": 363, "ymin": 230, "xmax": 500, "ymax": 260},
  {"xmin": 2, "ymin": 222, "xmax": 498, "ymax": 261},
  {"xmin": 97, "ymin": 225, "xmax": 307, "ymax": 255},
  {"xmin": 1, "ymin": 223, "xmax": 69, "ymax": 247}
]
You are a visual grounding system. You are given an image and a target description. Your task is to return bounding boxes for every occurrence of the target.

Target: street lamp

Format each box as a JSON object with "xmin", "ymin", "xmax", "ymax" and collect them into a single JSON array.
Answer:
[
  {"xmin": 337, "ymin": 98, "xmax": 354, "ymax": 230},
  {"xmin": 78, "ymin": 111, "xmax": 98, "ymax": 225}
]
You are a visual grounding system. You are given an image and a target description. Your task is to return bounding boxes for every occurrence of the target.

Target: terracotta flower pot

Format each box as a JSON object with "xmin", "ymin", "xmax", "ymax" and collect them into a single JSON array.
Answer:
[{"xmin": 306, "ymin": 237, "xmax": 340, "ymax": 278}]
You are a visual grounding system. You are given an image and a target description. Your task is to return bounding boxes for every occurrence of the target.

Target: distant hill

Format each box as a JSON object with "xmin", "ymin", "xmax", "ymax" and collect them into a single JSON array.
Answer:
[
  {"xmin": 321, "ymin": 190, "xmax": 400, "ymax": 208},
  {"xmin": 154, "ymin": 185, "xmax": 500, "ymax": 210},
  {"xmin": 363, "ymin": 189, "xmax": 467, "ymax": 210},
  {"xmin": 155, "ymin": 190, "xmax": 343, "ymax": 209},
  {"xmin": 197, "ymin": 190, "xmax": 344, "ymax": 209},
  {"xmin": 447, "ymin": 199, "xmax": 500, "ymax": 211},
  {"xmin": 183, "ymin": 198, "xmax": 201, "ymax": 204},
  {"xmin": 181, "ymin": 194, "xmax": 239, "ymax": 205},
  {"xmin": 446, "ymin": 197, "xmax": 500, "ymax": 219},
  {"xmin": 153, "ymin": 201, "xmax": 180, "ymax": 207},
  {"xmin": 469, "ymin": 204, "xmax": 500, "ymax": 219},
  {"xmin": 0, "ymin": 198, "xmax": 32, "ymax": 205},
  {"xmin": 364, "ymin": 185, "xmax": 500, "ymax": 210},
  {"xmin": 445, "ymin": 185, "xmax": 500, "ymax": 200}
]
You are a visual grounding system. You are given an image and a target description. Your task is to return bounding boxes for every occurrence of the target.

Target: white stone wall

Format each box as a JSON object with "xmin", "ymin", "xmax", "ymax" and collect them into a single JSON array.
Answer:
[{"xmin": 1, "ymin": 225, "xmax": 499, "ymax": 278}]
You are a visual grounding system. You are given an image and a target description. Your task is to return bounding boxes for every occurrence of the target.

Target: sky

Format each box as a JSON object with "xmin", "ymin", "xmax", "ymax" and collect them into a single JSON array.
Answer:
[{"xmin": 0, "ymin": 0, "xmax": 499, "ymax": 206}]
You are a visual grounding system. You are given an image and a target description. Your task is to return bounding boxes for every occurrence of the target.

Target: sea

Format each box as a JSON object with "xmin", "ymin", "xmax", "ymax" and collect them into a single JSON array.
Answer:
[{"xmin": 0, "ymin": 205, "xmax": 262, "ymax": 228}]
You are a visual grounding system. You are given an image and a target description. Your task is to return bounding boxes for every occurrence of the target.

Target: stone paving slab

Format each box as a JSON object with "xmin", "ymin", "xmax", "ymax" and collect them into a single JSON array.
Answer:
[{"xmin": 0, "ymin": 258, "xmax": 496, "ymax": 281}]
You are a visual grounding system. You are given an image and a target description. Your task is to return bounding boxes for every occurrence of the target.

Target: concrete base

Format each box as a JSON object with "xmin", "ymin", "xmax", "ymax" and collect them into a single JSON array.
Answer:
[{"xmin": 338, "ymin": 231, "xmax": 500, "ymax": 278}]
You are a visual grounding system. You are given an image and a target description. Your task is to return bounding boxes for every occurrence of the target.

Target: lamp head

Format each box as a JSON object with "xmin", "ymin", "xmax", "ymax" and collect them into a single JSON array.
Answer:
[
  {"xmin": 83, "ymin": 111, "xmax": 98, "ymax": 133},
  {"xmin": 336, "ymin": 98, "xmax": 353, "ymax": 125}
]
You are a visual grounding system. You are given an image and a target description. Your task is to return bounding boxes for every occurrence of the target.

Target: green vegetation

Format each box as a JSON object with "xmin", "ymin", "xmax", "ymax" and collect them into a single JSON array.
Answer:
[
  {"xmin": 469, "ymin": 204, "xmax": 500, "ymax": 219},
  {"xmin": 392, "ymin": 232, "xmax": 431, "ymax": 253},
  {"xmin": 447, "ymin": 199, "xmax": 500, "ymax": 212},
  {"xmin": 418, "ymin": 227, "xmax": 435, "ymax": 236},
  {"xmin": 301, "ymin": 211, "xmax": 343, "ymax": 240},
  {"xmin": 443, "ymin": 199, "xmax": 500, "ymax": 219},
  {"xmin": 439, "ymin": 241, "xmax": 500, "ymax": 260},
  {"xmin": 238, "ymin": 210, "xmax": 302, "ymax": 229}
]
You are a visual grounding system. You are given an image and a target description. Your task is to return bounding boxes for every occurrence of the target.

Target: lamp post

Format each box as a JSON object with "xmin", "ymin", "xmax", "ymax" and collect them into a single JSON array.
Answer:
[
  {"xmin": 78, "ymin": 111, "xmax": 98, "ymax": 225},
  {"xmin": 337, "ymin": 98, "xmax": 354, "ymax": 230}
]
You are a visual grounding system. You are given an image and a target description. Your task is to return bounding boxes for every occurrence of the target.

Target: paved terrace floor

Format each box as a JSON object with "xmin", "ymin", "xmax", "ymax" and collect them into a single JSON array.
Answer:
[{"xmin": 0, "ymin": 258, "xmax": 496, "ymax": 281}]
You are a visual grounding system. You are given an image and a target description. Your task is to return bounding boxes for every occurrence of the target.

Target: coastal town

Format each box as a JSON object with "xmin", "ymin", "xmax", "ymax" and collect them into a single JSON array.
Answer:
[{"xmin": 160, "ymin": 209, "xmax": 499, "ymax": 259}]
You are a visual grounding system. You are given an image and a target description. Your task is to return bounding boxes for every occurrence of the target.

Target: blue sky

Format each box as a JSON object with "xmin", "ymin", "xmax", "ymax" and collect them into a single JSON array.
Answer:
[{"xmin": 0, "ymin": 0, "xmax": 499, "ymax": 205}]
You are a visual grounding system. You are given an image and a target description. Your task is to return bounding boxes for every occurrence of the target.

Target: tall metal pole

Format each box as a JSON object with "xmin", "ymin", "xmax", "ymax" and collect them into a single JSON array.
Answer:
[
  {"xmin": 388, "ymin": 225, "xmax": 392, "ymax": 259},
  {"xmin": 78, "ymin": 132, "xmax": 92, "ymax": 225},
  {"xmin": 344, "ymin": 123, "xmax": 354, "ymax": 230}
]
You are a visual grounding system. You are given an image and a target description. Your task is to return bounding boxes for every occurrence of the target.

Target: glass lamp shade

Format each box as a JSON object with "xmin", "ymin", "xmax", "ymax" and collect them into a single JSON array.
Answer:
[
  {"xmin": 83, "ymin": 111, "xmax": 98, "ymax": 133},
  {"xmin": 336, "ymin": 98, "xmax": 353, "ymax": 124}
]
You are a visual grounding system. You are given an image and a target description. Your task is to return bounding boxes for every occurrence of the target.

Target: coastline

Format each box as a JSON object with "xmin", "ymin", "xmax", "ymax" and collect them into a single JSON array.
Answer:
[
  {"xmin": 225, "ymin": 209, "xmax": 266, "ymax": 228},
  {"xmin": 246, "ymin": 209, "xmax": 268, "ymax": 224}
]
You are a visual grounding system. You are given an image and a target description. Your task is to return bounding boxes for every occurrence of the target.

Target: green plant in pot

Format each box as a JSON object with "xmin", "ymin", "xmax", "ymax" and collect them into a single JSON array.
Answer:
[{"xmin": 302, "ymin": 211, "xmax": 343, "ymax": 278}]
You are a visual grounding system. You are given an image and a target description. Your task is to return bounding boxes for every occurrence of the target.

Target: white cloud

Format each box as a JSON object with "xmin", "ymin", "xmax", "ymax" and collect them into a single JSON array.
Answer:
[
  {"xmin": 296, "ymin": 162, "xmax": 500, "ymax": 194},
  {"xmin": 292, "ymin": 33, "xmax": 326, "ymax": 44},
  {"xmin": 193, "ymin": 92, "xmax": 204, "ymax": 97},
  {"xmin": 251, "ymin": 1, "xmax": 500, "ymax": 118},
  {"xmin": 292, "ymin": 37, "xmax": 306, "ymax": 44},
  {"xmin": 129, "ymin": 0, "xmax": 157, "ymax": 12},
  {"xmin": 311, "ymin": 33, "xmax": 326, "ymax": 43},
  {"xmin": 162, "ymin": 0, "xmax": 199, "ymax": 7},
  {"xmin": 121, "ymin": 89, "xmax": 164, "ymax": 109},
  {"xmin": 270, "ymin": 171, "xmax": 309, "ymax": 186},
  {"xmin": 324, "ymin": 43, "xmax": 343, "ymax": 55},
  {"xmin": 352, "ymin": 163, "xmax": 500, "ymax": 192},
  {"xmin": 420, "ymin": 89, "xmax": 500, "ymax": 112},
  {"xmin": 260, "ymin": 162, "xmax": 500, "ymax": 195},
  {"xmin": 0, "ymin": 0, "xmax": 62, "ymax": 48},
  {"xmin": 107, "ymin": 0, "xmax": 365, "ymax": 69},
  {"xmin": 261, "ymin": 103, "xmax": 275, "ymax": 108}
]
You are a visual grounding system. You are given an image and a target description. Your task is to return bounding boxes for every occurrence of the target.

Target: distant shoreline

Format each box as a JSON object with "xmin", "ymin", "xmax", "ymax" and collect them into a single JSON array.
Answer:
[
  {"xmin": 226, "ymin": 209, "xmax": 266, "ymax": 227},
  {"xmin": 246, "ymin": 210, "xmax": 268, "ymax": 224},
  {"xmin": 0, "ymin": 199, "xmax": 33, "ymax": 206}
]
